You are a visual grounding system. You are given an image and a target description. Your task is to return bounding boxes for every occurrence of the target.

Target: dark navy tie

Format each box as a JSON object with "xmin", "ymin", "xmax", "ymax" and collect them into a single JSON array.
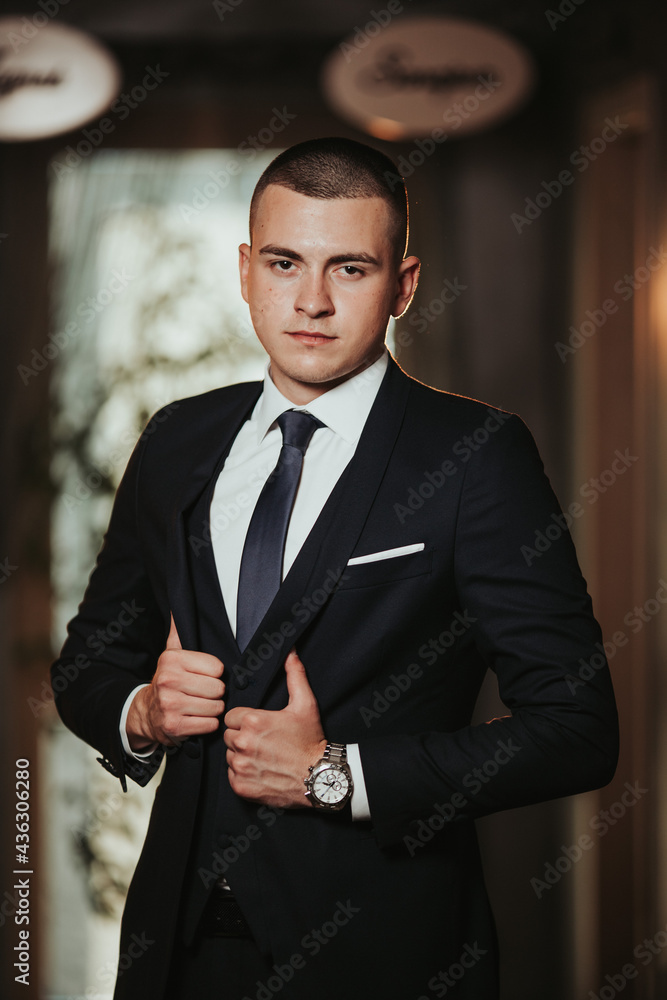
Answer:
[{"xmin": 236, "ymin": 409, "xmax": 324, "ymax": 651}]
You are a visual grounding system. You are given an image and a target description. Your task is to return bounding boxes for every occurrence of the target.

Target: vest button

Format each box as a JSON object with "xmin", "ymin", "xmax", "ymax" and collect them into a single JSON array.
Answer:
[{"xmin": 182, "ymin": 739, "xmax": 201, "ymax": 759}]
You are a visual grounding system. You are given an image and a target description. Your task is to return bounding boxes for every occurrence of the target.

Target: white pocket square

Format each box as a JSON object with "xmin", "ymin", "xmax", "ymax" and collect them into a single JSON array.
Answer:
[{"xmin": 347, "ymin": 543, "xmax": 425, "ymax": 566}]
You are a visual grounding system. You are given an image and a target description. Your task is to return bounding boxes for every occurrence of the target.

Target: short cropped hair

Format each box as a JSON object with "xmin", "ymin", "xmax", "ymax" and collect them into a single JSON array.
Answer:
[{"xmin": 249, "ymin": 137, "xmax": 409, "ymax": 265}]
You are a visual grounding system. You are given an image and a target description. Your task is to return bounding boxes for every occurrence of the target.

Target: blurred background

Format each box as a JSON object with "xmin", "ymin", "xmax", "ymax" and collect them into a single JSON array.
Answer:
[{"xmin": 0, "ymin": 0, "xmax": 666, "ymax": 997}]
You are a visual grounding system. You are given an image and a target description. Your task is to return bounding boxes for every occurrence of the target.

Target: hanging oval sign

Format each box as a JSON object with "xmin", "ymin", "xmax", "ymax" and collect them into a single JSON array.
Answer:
[
  {"xmin": 322, "ymin": 16, "xmax": 535, "ymax": 140},
  {"xmin": 0, "ymin": 18, "xmax": 121, "ymax": 142}
]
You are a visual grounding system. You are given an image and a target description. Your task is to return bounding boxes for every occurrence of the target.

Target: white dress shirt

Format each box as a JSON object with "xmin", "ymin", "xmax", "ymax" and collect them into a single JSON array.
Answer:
[{"xmin": 121, "ymin": 350, "xmax": 390, "ymax": 821}]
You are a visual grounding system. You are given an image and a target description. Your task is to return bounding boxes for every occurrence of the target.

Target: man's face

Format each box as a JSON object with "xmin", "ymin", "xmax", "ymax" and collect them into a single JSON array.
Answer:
[{"xmin": 239, "ymin": 184, "xmax": 419, "ymax": 403}]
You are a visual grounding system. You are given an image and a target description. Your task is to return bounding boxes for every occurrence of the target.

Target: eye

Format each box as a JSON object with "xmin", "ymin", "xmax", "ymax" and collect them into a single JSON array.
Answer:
[
  {"xmin": 340, "ymin": 265, "xmax": 363, "ymax": 277},
  {"xmin": 272, "ymin": 259, "xmax": 295, "ymax": 271}
]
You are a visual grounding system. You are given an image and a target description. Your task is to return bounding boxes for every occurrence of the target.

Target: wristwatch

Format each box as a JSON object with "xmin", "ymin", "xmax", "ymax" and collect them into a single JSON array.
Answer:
[{"xmin": 304, "ymin": 742, "xmax": 354, "ymax": 811}]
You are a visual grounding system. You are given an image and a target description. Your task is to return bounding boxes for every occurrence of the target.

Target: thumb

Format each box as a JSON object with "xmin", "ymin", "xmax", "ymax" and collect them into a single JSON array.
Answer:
[
  {"xmin": 284, "ymin": 649, "xmax": 317, "ymax": 713},
  {"xmin": 166, "ymin": 613, "xmax": 183, "ymax": 651}
]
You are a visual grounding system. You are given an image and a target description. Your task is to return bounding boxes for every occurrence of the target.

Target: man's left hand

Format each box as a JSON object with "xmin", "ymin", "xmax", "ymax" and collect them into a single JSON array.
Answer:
[{"xmin": 224, "ymin": 649, "xmax": 326, "ymax": 808}]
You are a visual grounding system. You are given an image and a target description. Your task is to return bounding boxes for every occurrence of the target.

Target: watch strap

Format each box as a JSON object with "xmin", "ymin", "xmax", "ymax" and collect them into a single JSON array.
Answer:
[{"xmin": 322, "ymin": 742, "xmax": 347, "ymax": 765}]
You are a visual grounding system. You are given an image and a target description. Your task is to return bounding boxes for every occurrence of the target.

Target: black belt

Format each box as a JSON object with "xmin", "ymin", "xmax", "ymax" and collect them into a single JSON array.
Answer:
[{"xmin": 200, "ymin": 883, "xmax": 253, "ymax": 938}]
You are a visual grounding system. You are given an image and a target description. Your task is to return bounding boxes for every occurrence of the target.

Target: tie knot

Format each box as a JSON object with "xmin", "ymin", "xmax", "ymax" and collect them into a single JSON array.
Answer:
[{"xmin": 277, "ymin": 410, "xmax": 324, "ymax": 455}]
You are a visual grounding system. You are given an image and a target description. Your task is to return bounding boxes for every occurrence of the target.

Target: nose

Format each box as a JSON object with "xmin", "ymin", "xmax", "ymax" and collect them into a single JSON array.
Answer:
[{"xmin": 294, "ymin": 272, "xmax": 334, "ymax": 319}]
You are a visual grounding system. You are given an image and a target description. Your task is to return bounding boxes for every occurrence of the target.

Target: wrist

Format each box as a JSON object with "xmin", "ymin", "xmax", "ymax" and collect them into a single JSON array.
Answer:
[
  {"xmin": 304, "ymin": 742, "xmax": 354, "ymax": 811},
  {"xmin": 126, "ymin": 687, "xmax": 157, "ymax": 751},
  {"xmin": 309, "ymin": 737, "xmax": 327, "ymax": 766}
]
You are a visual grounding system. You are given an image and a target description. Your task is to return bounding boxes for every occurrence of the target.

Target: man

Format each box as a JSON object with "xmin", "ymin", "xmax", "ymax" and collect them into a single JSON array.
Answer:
[{"xmin": 52, "ymin": 137, "xmax": 618, "ymax": 1000}]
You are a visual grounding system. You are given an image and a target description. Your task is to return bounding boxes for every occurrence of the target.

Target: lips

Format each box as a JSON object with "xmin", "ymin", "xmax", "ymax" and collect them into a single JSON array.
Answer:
[{"xmin": 286, "ymin": 331, "xmax": 336, "ymax": 344}]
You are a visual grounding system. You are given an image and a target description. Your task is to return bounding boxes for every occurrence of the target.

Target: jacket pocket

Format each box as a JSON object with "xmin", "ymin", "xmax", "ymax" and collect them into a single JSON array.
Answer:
[{"xmin": 337, "ymin": 547, "xmax": 433, "ymax": 590}]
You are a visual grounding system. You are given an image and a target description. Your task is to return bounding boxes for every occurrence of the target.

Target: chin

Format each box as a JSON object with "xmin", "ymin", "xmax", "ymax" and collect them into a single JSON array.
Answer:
[
  {"xmin": 291, "ymin": 370, "xmax": 337, "ymax": 387},
  {"xmin": 283, "ymin": 359, "xmax": 340, "ymax": 382}
]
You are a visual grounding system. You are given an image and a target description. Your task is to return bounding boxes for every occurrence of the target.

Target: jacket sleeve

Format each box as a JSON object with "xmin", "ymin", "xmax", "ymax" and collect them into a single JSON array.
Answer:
[
  {"xmin": 359, "ymin": 414, "xmax": 619, "ymax": 847},
  {"xmin": 51, "ymin": 426, "xmax": 168, "ymax": 791}
]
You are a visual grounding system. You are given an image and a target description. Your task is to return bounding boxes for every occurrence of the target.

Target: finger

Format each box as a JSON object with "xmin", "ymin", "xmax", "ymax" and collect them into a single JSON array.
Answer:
[
  {"xmin": 183, "ymin": 702, "xmax": 225, "ymax": 721},
  {"xmin": 166, "ymin": 613, "xmax": 182, "ymax": 651},
  {"xmin": 156, "ymin": 700, "xmax": 224, "ymax": 743},
  {"xmin": 162, "ymin": 715, "xmax": 221, "ymax": 742},
  {"xmin": 284, "ymin": 650, "xmax": 317, "ymax": 712},
  {"xmin": 160, "ymin": 643, "xmax": 225, "ymax": 681},
  {"xmin": 223, "ymin": 728, "xmax": 241, "ymax": 751},
  {"xmin": 156, "ymin": 692, "xmax": 225, "ymax": 724},
  {"xmin": 178, "ymin": 652, "xmax": 225, "ymax": 681},
  {"xmin": 224, "ymin": 706, "xmax": 252, "ymax": 731},
  {"xmin": 172, "ymin": 672, "xmax": 225, "ymax": 701}
]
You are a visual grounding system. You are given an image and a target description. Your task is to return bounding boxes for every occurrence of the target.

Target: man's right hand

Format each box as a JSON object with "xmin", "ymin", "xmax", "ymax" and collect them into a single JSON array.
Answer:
[{"xmin": 126, "ymin": 614, "xmax": 225, "ymax": 750}]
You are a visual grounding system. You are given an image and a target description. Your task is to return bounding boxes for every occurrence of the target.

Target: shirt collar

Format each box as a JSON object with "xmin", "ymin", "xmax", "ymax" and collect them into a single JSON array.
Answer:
[{"xmin": 254, "ymin": 350, "xmax": 389, "ymax": 446}]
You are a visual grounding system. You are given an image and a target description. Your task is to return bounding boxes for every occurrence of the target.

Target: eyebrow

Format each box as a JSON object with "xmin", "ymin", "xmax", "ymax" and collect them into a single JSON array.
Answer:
[{"xmin": 258, "ymin": 244, "xmax": 381, "ymax": 267}]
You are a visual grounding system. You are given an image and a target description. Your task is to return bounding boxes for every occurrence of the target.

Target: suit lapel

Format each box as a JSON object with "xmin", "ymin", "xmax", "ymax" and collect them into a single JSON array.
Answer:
[
  {"xmin": 167, "ymin": 383, "xmax": 262, "ymax": 653},
  {"xmin": 234, "ymin": 358, "xmax": 413, "ymax": 707}
]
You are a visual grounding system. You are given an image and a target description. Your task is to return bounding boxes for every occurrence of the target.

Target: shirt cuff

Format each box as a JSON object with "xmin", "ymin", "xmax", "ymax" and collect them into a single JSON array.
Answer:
[
  {"xmin": 120, "ymin": 684, "xmax": 158, "ymax": 759},
  {"xmin": 347, "ymin": 743, "xmax": 371, "ymax": 821}
]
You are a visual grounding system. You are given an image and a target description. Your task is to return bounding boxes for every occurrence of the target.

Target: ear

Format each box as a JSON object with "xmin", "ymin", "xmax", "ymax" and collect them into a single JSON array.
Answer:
[
  {"xmin": 392, "ymin": 256, "xmax": 421, "ymax": 319},
  {"xmin": 239, "ymin": 243, "xmax": 251, "ymax": 304}
]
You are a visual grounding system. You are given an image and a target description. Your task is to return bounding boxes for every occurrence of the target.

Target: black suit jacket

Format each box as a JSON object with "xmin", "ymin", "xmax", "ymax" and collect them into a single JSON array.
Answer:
[{"xmin": 52, "ymin": 357, "xmax": 618, "ymax": 999}]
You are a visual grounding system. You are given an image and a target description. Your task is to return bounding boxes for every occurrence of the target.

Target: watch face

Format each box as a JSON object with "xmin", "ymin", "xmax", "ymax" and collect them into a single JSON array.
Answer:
[{"xmin": 312, "ymin": 765, "xmax": 351, "ymax": 806}]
